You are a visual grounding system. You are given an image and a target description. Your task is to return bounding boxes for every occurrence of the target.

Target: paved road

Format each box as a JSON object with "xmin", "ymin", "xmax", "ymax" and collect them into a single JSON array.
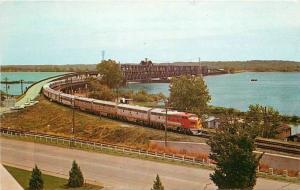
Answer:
[
  {"xmin": 1, "ymin": 138, "xmax": 300, "ymax": 190},
  {"xmin": 15, "ymin": 75, "xmax": 65, "ymax": 106}
]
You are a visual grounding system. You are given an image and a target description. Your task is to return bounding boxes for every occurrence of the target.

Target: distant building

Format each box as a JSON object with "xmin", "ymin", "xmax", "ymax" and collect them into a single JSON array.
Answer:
[
  {"xmin": 276, "ymin": 124, "xmax": 291, "ymax": 140},
  {"xmin": 119, "ymin": 97, "xmax": 133, "ymax": 104},
  {"xmin": 204, "ymin": 116, "xmax": 220, "ymax": 129},
  {"xmin": 287, "ymin": 134, "xmax": 300, "ymax": 142}
]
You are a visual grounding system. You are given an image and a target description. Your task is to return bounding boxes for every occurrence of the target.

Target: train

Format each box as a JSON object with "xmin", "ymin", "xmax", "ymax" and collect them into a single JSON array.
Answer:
[{"xmin": 42, "ymin": 77, "xmax": 203, "ymax": 135}]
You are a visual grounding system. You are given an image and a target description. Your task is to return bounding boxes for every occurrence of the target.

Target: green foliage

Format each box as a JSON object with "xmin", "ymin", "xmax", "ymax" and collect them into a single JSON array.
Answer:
[
  {"xmin": 68, "ymin": 160, "xmax": 84, "ymax": 188},
  {"xmin": 151, "ymin": 174, "xmax": 164, "ymax": 190},
  {"xmin": 290, "ymin": 115, "xmax": 299, "ymax": 123},
  {"xmin": 118, "ymin": 89, "xmax": 166, "ymax": 103},
  {"xmin": 132, "ymin": 90, "xmax": 153, "ymax": 102},
  {"xmin": 96, "ymin": 59, "xmax": 123, "ymax": 89},
  {"xmin": 29, "ymin": 165, "xmax": 44, "ymax": 190},
  {"xmin": 2, "ymin": 60, "xmax": 299, "ymax": 72},
  {"xmin": 246, "ymin": 104, "xmax": 281, "ymax": 138},
  {"xmin": 208, "ymin": 124, "xmax": 262, "ymax": 190},
  {"xmin": 200, "ymin": 60, "xmax": 300, "ymax": 72},
  {"xmin": 169, "ymin": 75, "xmax": 210, "ymax": 115},
  {"xmin": 87, "ymin": 78, "xmax": 115, "ymax": 101}
]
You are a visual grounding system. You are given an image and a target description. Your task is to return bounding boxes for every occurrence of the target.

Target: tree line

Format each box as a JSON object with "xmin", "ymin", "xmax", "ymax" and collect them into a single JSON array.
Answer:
[{"xmin": 2, "ymin": 60, "xmax": 299, "ymax": 72}]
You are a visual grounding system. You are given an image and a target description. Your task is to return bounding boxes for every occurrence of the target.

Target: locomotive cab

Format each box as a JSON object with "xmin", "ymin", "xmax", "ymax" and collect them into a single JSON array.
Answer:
[{"xmin": 168, "ymin": 112, "xmax": 202, "ymax": 134}]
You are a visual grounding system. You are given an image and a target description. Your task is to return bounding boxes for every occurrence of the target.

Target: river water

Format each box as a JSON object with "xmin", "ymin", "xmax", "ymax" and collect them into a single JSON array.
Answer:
[
  {"xmin": 1, "ymin": 71, "xmax": 299, "ymax": 116},
  {"xmin": 125, "ymin": 72, "xmax": 300, "ymax": 116},
  {"xmin": 0, "ymin": 72, "xmax": 66, "ymax": 95}
]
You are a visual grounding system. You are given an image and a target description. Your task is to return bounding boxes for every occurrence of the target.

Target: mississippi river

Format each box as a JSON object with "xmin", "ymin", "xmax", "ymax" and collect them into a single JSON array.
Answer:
[
  {"xmin": 126, "ymin": 72, "xmax": 300, "ymax": 116},
  {"xmin": 1, "ymin": 72, "xmax": 300, "ymax": 116}
]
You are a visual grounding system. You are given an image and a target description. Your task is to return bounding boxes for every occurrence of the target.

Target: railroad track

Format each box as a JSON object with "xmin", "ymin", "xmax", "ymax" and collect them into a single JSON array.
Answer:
[
  {"xmin": 1, "ymin": 127, "xmax": 299, "ymax": 156},
  {"xmin": 195, "ymin": 131, "xmax": 300, "ymax": 155},
  {"xmin": 254, "ymin": 138, "xmax": 300, "ymax": 155},
  {"xmin": 255, "ymin": 142, "xmax": 300, "ymax": 155}
]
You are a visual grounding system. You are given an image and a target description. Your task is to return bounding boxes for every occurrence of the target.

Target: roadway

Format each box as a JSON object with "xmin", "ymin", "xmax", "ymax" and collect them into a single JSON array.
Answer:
[
  {"xmin": 15, "ymin": 75, "xmax": 66, "ymax": 106},
  {"xmin": 1, "ymin": 138, "xmax": 300, "ymax": 190},
  {"xmin": 0, "ymin": 75, "xmax": 64, "ymax": 115}
]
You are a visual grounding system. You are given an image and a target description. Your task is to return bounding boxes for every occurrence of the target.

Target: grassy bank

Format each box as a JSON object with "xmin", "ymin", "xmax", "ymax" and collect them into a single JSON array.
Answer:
[
  {"xmin": 1, "ymin": 96, "xmax": 204, "ymax": 148},
  {"xmin": 4, "ymin": 165, "xmax": 101, "ymax": 190}
]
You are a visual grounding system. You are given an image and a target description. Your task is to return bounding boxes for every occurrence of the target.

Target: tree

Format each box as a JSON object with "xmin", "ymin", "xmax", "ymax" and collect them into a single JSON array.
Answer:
[
  {"xmin": 290, "ymin": 115, "xmax": 299, "ymax": 123},
  {"xmin": 208, "ymin": 123, "xmax": 263, "ymax": 190},
  {"xmin": 151, "ymin": 174, "xmax": 164, "ymax": 190},
  {"xmin": 96, "ymin": 59, "xmax": 123, "ymax": 89},
  {"xmin": 68, "ymin": 160, "xmax": 84, "ymax": 187},
  {"xmin": 29, "ymin": 165, "xmax": 44, "ymax": 190},
  {"xmin": 169, "ymin": 75, "xmax": 210, "ymax": 115},
  {"xmin": 245, "ymin": 104, "xmax": 281, "ymax": 138},
  {"xmin": 86, "ymin": 77, "xmax": 116, "ymax": 101},
  {"xmin": 88, "ymin": 84, "xmax": 115, "ymax": 101}
]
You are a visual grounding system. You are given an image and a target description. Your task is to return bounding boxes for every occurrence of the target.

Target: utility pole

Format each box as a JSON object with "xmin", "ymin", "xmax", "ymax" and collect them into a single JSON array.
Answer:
[
  {"xmin": 20, "ymin": 80, "xmax": 24, "ymax": 94},
  {"xmin": 164, "ymin": 100, "xmax": 168, "ymax": 148},
  {"xmin": 71, "ymin": 77, "xmax": 75, "ymax": 144},
  {"xmin": 72, "ymin": 101, "xmax": 75, "ymax": 137},
  {"xmin": 5, "ymin": 77, "xmax": 8, "ymax": 98},
  {"xmin": 263, "ymin": 106, "xmax": 268, "ymax": 138}
]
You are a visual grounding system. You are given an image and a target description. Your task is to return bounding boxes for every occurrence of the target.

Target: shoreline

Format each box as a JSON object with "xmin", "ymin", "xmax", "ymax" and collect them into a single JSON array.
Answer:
[{"xmin": 2, "ymin": 71, "xmax": 300, "ymax": 117}]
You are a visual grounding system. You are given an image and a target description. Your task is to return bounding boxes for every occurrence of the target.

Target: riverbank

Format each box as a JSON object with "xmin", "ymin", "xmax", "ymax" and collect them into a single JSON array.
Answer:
[{"xmin": 1, "ymin": 60, "xmax": 300, "ymax": 72}]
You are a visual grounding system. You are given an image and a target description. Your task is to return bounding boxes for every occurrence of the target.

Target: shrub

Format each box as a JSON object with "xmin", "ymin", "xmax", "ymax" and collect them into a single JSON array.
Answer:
[
  {"xmin": 68, "ymin": 160, "xmax": 84, "ymax": 187},
  {"xmin": 151, "ymin": 174, "xmax": 164, "ymax": 190},
  {"xmin": 29, "ymin": 165, "xmax": 44, "ymax": 190}
]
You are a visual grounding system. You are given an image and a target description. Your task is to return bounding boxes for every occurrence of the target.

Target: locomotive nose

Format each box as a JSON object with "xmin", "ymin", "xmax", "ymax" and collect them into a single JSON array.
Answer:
[{"xmin": 189, "ymin": 117, "xmax": 202, "ymax": 129}]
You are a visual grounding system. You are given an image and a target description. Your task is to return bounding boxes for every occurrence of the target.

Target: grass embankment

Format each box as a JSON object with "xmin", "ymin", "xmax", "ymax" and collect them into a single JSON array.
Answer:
[
  {"xmin": 1, "ymin": 96, "xmax": 204, "ymax": 148},
  {"xmin": 4, "ymin": 165, "xmax": 101, "ymax": 190}
]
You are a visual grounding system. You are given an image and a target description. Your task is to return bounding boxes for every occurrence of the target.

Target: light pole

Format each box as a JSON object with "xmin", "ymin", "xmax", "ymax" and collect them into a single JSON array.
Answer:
[
  {"xmin": 71, "ymin": 77, "xmax": 75, "ymax": 146},
  {"xmin": 72, "ymin": 100, "xmax": 75, "ymax": 140},
  {"xmin": 164, "ymin": 99, "xmax": 168, "ymax": 148},
  {"xmin": 20, "ymin": 80, "xmax": 24, "ymax": 94},
  {"xmin": 5, "ymin": 77, "xmax": 8, "ymax": 99}
]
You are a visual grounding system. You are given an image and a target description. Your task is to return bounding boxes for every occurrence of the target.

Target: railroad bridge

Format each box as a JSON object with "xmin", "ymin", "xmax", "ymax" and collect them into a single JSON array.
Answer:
[
  {"xmin": 120, "ymin": 60, "xmax": 208, "ymax": 82},
  {"xmin": 79, "ymin": 60, "xmax": 209, "ymax": 82}
]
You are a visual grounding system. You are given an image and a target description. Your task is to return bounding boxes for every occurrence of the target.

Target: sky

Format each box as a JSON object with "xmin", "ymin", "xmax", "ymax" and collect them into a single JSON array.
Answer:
[{"xmin": 0, "ymin": 1, "xmax": 300, "ymax": 65}]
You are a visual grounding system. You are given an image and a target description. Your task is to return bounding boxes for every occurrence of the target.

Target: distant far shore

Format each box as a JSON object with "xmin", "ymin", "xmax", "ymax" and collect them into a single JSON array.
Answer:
[{"xmin": 1, "ymin": 60, "xmax": 300, "ymax": 73}]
